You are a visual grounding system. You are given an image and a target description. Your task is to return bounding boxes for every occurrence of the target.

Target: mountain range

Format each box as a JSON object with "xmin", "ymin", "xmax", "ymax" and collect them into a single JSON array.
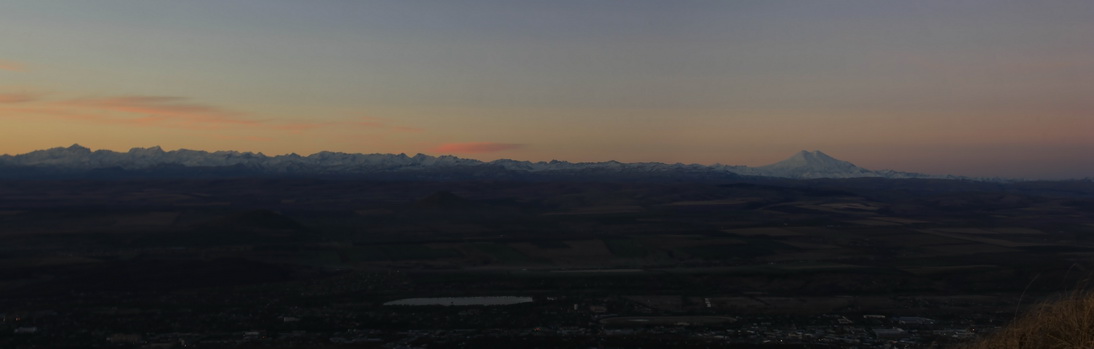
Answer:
[{"xmin": 0, "ymin": 144, "xmax": 971, "ymax": 181}]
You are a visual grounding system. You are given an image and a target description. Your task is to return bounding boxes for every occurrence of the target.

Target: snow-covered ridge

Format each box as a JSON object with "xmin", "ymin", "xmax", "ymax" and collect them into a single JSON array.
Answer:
[{"xmin": 0, "ymin": 144, "xmax": 963, "ymax": 180}]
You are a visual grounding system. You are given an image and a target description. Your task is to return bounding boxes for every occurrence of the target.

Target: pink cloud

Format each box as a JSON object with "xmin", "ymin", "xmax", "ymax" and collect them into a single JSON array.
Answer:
[
  {"xmin": 433, "ymin": 142, "xmax": 524, "ymax": 153},
  {"xmin": 0, "ymin": 59, "xmax": 25, "ymax": 72}
]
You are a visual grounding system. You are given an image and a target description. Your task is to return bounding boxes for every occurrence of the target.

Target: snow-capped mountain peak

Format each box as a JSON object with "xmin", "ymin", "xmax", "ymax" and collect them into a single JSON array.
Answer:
[
  {"xmin": 745, "ymin": 150, "xmax": 875, "ymax": 179},
  {"xmin": 758, "ymin": 150, "xmax": 862, "ymax": 171}
]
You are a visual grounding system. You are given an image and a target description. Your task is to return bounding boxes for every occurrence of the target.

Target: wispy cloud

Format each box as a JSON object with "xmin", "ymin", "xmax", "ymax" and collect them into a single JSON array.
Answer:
[
  {"xmin": 0, "ymin": 93, "xmax": 40, "ymax": 104},
  {"xmin": 69, "ymin": 96, "xmax": 229, "ymax": 115},
  {"xmin": 433, "ymin": 142, "xmax": 524, "ymax": 153},
  {"xmin": 0, "ymin": 94, "xmax": 260, "ymax": 130},
  {"xmin": 61, "ymin": 96, "xmax": 257, "ymax": 130},
  {"xmin": 0, "ymin": 59, "xmax": 25, "ymax": 72},
  {"xmin": 0, "ymin": 94, "xmax": 425, "ymax": 136}
]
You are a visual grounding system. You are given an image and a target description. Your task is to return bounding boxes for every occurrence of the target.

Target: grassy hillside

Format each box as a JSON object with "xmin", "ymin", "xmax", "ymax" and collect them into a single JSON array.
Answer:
[{"xmin": 958, "ymin": 290, "xmax": 1094, "ymax": 349}]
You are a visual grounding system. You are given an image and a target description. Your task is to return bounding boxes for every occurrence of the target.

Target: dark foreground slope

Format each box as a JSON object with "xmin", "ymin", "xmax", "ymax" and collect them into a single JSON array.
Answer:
[
  {"xmin": 957, "ymin": 291, "xmax": 1094, "ymax": 349},
  {"xmin": 0, "ymin": 178, "xmax": 1092, "ymax": 348}
]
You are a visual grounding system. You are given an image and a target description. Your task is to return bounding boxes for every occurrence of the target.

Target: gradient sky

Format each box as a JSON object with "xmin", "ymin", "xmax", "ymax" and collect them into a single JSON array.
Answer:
[{"xmin": 1, "ymin": 1, "xmax": 1092, "ymax": 179}]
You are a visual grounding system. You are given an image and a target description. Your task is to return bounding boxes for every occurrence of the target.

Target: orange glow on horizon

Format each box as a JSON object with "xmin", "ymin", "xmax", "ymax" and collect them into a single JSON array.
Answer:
[{"xmin": 433, "ymin": 142, "xmax": 525, "ymax": 154}]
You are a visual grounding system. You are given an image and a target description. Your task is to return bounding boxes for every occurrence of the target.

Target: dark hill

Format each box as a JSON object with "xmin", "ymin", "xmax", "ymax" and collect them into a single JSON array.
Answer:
[
  {"xmin": 150, "ymin": 209, "xmax": 309, "ymax": 246},
  {"xmin": 212, "ymin": 209, "xmax": 303, "ymax": 230},
  {"xmin": 416, "ymin": 191, "xmax": 473, "ymax": 209}
]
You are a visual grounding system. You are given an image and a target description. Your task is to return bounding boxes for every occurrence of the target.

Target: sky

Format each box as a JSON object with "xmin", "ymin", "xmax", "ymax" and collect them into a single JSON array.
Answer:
[{"xmin": 1, "ymin": 1, "xmax": 1092, "ymax": 179}]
